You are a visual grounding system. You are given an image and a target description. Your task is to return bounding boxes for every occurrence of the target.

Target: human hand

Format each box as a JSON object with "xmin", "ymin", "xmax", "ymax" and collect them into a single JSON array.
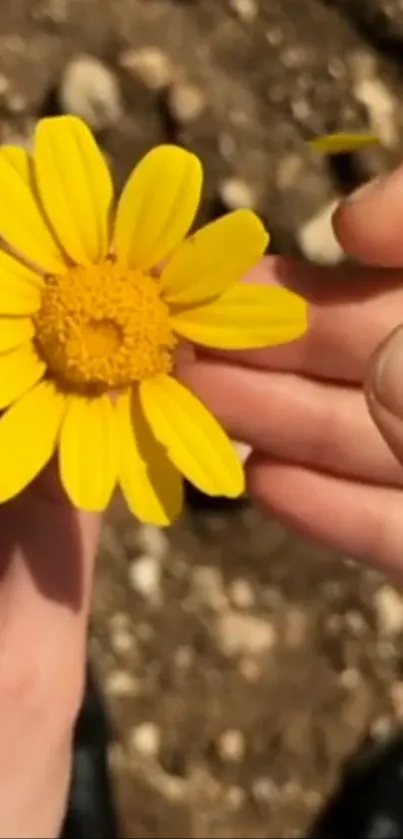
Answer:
[
  {"xmin": 0, "ymin": 467, "xmax": 99, "ymax": 837},
  {"xmin": 181, "ymin": 167, "xmax": 403, "ymax": 578}
]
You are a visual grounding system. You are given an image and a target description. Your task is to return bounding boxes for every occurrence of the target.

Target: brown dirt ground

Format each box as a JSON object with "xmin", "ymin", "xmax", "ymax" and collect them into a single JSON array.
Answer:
[{"xmin": 3, "ymin": 0, "xmax": 403, "ymax": 836}]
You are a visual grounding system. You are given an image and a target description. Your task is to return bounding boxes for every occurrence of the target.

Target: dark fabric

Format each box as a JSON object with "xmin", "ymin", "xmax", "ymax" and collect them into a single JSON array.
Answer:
[
  {"xmin": 60, "ymin": 666, "xmax": 120, "ymax": 839},
  {"xmin": 310, "ymin": 731, "xmax": 403, "ymax": 839}
]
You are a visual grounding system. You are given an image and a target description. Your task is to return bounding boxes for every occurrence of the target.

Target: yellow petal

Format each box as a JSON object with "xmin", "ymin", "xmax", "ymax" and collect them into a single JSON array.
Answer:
[
  {"xmin": 140, "ymin": 374, "xmax": 244, "ymax": 498},
  {"xmin": 59, "ymin": 394, "xmax": 119, "ymax": 511},
  {"xmin": 309, "ymin": 132, "xmax": 379, "ymax": 154},
  {"xmin": 0, "ymin": 145, "xmax": 67, "ymax": 274},
  {"xmin": 0, "ymin": 249, "xmax": 43, "ymax": 315},
  {"xmin": 0, "ymin": 342, "xmax": 45, "ymax": 410},
  {"xmin": 34, "ymin": 116, "xmax": 113, "ymax": 265},
  {"xmin": 0, "ymin": 380, "xmax": 65, "ymax": 503},
  {"xmin": 161, "ymin": 210, "xmax": 269, "ymax": 307},
  {"xmin": 117, "ymin": 389, "xmax": 183, "ymax": 526},
  {"xmin": 171, "ymin": 283, "xmax": 307, "ymax": 349},
  {"xmin": 114, "ymin": 145, "xmax": 202, "ymax": 269},
  {"xmin": 0, "ymin": 317, "xmax": 34, "ymax": 353}
]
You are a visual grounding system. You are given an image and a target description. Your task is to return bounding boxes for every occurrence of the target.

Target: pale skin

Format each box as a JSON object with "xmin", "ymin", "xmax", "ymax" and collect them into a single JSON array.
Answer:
[{"xmin": 4, "ymin": 166, "xmax": 403, "ymax": 837}]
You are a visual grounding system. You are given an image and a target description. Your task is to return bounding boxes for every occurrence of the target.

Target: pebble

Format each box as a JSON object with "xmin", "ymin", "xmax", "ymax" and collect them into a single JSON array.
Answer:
[
  {"xmin": 339, "ymin": 667, "xmax": 362, "ymax": 690},
  {"xmin": 137, "ymin": 523, "xmax": 168, "ymax": 561},
  {"xmin": 192, "ymin": 565, "xmax": 227, "ymax": 611},
  {"xmin": 105, "ymin": 670, "xmax": 140, "ymax": 698},
  {"xmin": 218, "ymin": 176, "xmax": 257, "ymax": 210},
  {"xmin": 297, "ymin": 200, "xmax": 344, "ymax": 266},
  {"xmin": 374, "ymin": 585, "xmax": 403, "ymax": 637},
  {"xmin": 167, "ymin": 81, "xmax": 206, "ymax": 124},
  {"xmin": 119, "ymin": 46, "xmax": 174, "ymax": 91},
  {"xmin": 371, "ymin": 716, "xmax": 394, "ymax": 741},
  {"xmin": 110, "ymin": 628, "xmax": 134, "ymax": 655},
  {"xmin": 130, "ymin": 721, "xmax": 161, "ymax": 758},
  {"xmin": 229, "ymin": 0, "xmax": 257, "ymax": 22},
  {"xmin": 217, "ymin": 611, "xmax": 276, "ymax": 656},
  {"xmin": 218, "ymin": 729, "xmax": 246, "ymax": 762},
  {"xmin": 228, "ymin": 578, "xmax": 255, "ymax": 610},
  {"xmin": 129, "ymin": 554, "xmax": 162, "ymax": 605},
  {"xmin": 353, "ymin": 70, "xmax": 397, "ymax": 148},
  {"xmin": 251, "ymin": 776, "xmax": 279, "ymax": 804},
  {"xmin": 59, "ymin": 54, "xmax": 123, "ymax": 131}
]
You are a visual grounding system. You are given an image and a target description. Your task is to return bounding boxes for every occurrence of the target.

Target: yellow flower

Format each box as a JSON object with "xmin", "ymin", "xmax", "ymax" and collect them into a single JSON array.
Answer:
[{"xmin": 0, "ymin": 115, "xmax": 307, "ymax": 524}]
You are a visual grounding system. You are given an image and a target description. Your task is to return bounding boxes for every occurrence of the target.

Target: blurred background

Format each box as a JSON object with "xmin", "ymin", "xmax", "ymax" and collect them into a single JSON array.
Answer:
[{"xmin": 5, "ymin": 0, "xmax": 403, "ymax": 836}]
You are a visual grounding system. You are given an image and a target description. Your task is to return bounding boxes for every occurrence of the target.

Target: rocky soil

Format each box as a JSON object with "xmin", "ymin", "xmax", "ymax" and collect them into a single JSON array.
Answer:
[{"xmin": 3, "ymin": 0, "xmax": 403, "ymax": 836}]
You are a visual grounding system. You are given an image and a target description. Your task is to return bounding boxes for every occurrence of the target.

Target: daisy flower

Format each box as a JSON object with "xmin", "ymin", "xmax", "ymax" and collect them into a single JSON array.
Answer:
[{"xmin": 0, "ymin": 115, "xmax": 306, "ymax": 524}]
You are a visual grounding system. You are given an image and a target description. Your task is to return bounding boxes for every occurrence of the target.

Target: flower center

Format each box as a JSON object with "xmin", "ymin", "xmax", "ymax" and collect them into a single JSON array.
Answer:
[{"xmin": 34, "ymin": 261, "xmax": 176, "ymax": 392}]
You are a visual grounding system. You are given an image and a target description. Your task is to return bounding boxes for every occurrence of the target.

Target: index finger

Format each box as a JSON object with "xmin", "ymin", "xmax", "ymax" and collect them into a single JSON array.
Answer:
[{"xmin": 203, "ymin": 256, "xmax": 403, "ymax": 383}]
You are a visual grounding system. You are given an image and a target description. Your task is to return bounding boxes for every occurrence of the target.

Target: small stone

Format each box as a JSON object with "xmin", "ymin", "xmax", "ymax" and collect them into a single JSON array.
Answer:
[
  {"xmin": 239, "ymin": 657, "xmax": 261, "ymax": 682},
  {"xmin": 276, "ymin": 154, "xmax": 304, "ymax": 190},
  {"xmin": 119, "ymin": 46, "xmax": 174, "ymax": 91},
  {"xmin": 5, "ymin": 92, "xmax": 27, "ymax": 114},
  {"xmin": 110, "ymin": 628, "xmax": 134, "ymax": 655},
  {"xmin": 59, "ymin": 54, "xmax": 123, "ymax": 131},
  {"xmin": 217, "ymin": 611, "xmax": 276, "ymax": 656},
  {"xmin": 354, "ymin": 76, "xmax": 397, "ymax": 148},
  {"xmin": 130, "ymin": 721, "xmax": 161, "ymax": 758},
  {"xmin": 105, "ymin": 670, "xmax": 140, "ymax": 698},
  {"xmin": 339, "ymin": 667, "xmax": 361, "ymax": 690},
  {"xmin": 219, "ymin": 177, "xmax": 257, "ymax": 210},
  {"xmin": 297, "ymin": 200, "xmax": 344, "ymax": 265},
  {"xmin": 167, "ymin": 81, "xmax": 205, "ymax": 124},
  {"xmin": 371, "ymin": 716, "xmax": 394, "ymax": 741},
  {"xmin": 345, "ymin": 609, "xmax": 367, "ymax": 636},
  {"xmin": 192, "ymin": 566, "xmax": 227, "ymax": 611},
  {"xmin": 137, "ymin": 523, "xmax": 168, "ymax": 560},
  {"xmin": 228, "ymin": 578, "xmax": 255, "ymax": 610},
  {"xmin": 374, "ymin": 585, "xmax": 403, "ymax": 637},
  {"xmin": 229, "ymin": 0, "xmax": 257, "ymax": 22},
  {"xmin": 251, "ymin": 776, "xmax": 279, "ymax": 804},
  {"xmin": 129, "ymin": 554, "xmax": 162, "ymax": 604},
  {"xmin": 227, "ymin": 786, "xmax": 245, "ymax": 808},
  {"xmin": 218, "ymin": 729, "xmax": 246, "ymax": 762}
]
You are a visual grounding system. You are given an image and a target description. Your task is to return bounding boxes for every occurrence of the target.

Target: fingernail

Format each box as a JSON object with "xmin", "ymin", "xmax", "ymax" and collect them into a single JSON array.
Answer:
[
  {"xmin": 372, "ymin": 326, "xmax": 403, "ymax": 415},
  {"xmin": 347, "ymin": 174, "xmax": 386, "ymax": 203}
]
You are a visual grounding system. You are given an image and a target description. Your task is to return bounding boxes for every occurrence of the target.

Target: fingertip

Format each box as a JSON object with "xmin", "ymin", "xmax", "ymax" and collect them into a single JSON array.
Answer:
[{"xmin": 333, "ymin": 167, "xmax": 403, "ymax": 267}]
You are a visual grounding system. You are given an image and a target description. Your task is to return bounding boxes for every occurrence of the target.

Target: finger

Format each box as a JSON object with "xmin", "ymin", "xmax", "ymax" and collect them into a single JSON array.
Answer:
[
  {"xmin": 334, "ymin": 166, "xmax": 403, "ymax": 267},
  {"xmin": 201, "ymin": 256, "xmax": 403, "ymax": 382},
  {"xmin": 0, "ymin": 464, "xmax": 101, "ymax": 836},
  {"xmin": 180, "ymin": 360, "xmax": 403, "ymax": 486},
  {"xmin": 247, "ymin": 455, "xmax": 403, "ymax": 576},
  {"xmin": 366, "ymin": 324, "xmax": 403, "ymax": 470}
]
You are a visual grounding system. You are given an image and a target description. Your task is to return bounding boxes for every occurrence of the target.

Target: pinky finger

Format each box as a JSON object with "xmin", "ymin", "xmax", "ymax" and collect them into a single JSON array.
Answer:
[{"xmin": 247, "ymin": 455, "xmax": 403, "ymax": 577}]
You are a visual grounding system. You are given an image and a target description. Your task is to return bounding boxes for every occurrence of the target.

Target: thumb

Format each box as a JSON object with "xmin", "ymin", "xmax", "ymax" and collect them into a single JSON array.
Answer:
[{"xmin": 366, "ymin": 326, "xmax": 403, "ymax": 464}]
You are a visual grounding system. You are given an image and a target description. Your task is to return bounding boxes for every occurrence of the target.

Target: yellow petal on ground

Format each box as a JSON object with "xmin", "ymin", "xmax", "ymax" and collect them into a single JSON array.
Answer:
[
  {"xmin": 114, "ymin": 145, "xmax": 202, "ymax": 270},
  {"xmin": 0, "ymin": 249, "xmax": 43, "ymax": 315},
  {"xmin": 0, "ymin": 380, "xmax": 65, "ymax": 503},
  {"xmin": 161, "ymin": 210, "xmax": 269, "ymax": 307},
  {"xmin": 171, "ymin": 283, "xmax": 307, "ymax": 349},
  {"xmin": 140, "ymin": 374, "xmax": 244, "ymax": 498},
  {"xmin": 0, "ymin": 317, "xmax": 34, "ymax": 353},
  {"xmin": 59, "ymin": 393, "xmax": 119, "ymax": 511},
  {"xmin": 34, "ymin": 116, "xmax": 113, "ymax": 266},
  {"xmin": 0, "ymin": 146, "xmax": 67, "ymax": 274},
  {"xmin": 309, "ymin": 132, "xmax": 379, "ymax": 154},
  {"xmin": 117, "ymin": 389, "xmax": 183, "ymax": 526},
  {"xmin": 0, "ymin": 342, "xmax": 45, "ymax": 410}
]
